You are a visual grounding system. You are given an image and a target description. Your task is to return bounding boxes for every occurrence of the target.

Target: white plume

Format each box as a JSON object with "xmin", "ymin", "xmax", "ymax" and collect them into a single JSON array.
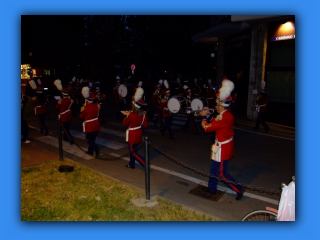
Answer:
[
  {"xmin": 89, "ymin": 82, "xmax": 92, "ymax": 87},
  {"xmin": 29, "ymin": 80, "xmax": 37, "ymax": 90},
  {"xmin": 164, "ymin": 80, "xmax": 169, "ymax": 89},
  {"xmin": 138, "ymin": 81, "xmax": 143, "ymax": 87},
  {"xmin": 54, "ymin": 79, "xmax": 62, "ymax": 91},
  {"xmin": 80, "ymin": 79, "xmax": 83, "ymax": 84},
  {"xmin": 72, "ymin": 76, "xmax": 76, "ymax": 82},
  {"xmin": 37, "ymin": 79, "xmax": 42, "ymax": 85},
  {"xmin": 183, "ymin": 85, "xmax": 188, "ymax": 90},
  {"xmin": 261, "ymin": 80, "xmax": 266, "ymax": 90},
  {"xmin": 134, "ymin": 87, "xmax": 144, "ymax": 102},
  {"xmin": 81, "ymin": 86, "xmax": 90, "ymax": 99},
  {"xmin": 158, "ymin": 79, "xmax": 163, "ymax": 85},
  {"xmin": 219, "ymin": 79, "xmax": 234, "ymax": 101}
]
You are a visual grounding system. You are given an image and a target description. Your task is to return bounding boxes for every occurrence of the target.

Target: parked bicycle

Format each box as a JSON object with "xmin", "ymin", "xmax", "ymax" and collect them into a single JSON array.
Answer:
[{"xmin": 242, "ymin": 176, "xmax": 295, "ymax": 221}]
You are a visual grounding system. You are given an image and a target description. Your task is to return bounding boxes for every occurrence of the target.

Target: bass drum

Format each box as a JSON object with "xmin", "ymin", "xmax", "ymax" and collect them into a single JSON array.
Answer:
[
  {"xmin": 191, "ymin": 97, "xmax": 208, "ymax": 111},
  {"xmin": 168, "ymin": 96, "xmax": 187, "ymax": 114},
  {"xmin": 118, "ymin": 84, "xmax": 134, "ymax": 98}
]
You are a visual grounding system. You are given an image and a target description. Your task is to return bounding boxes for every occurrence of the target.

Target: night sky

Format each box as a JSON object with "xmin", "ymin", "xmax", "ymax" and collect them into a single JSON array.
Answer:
[{"xmin": 21, "ymin": 15, "xmax": 213, "ymax": 82}]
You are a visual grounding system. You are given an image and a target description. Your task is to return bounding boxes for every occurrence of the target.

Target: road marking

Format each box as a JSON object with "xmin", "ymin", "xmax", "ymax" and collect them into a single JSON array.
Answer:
[
  {"xmin": 234, "ymin": 127, "xmax": 295, "ymax": 141},
  {"xmin": 109, "ymin": 152, "xmax": 280, "ymax": 206},
  {"xmin": 36, "ymin": 135, "xmax": 94, "ymax": 160},
  {"xmin": 29, "ymin": 125, "xmax": 126, "ymax": 150}
]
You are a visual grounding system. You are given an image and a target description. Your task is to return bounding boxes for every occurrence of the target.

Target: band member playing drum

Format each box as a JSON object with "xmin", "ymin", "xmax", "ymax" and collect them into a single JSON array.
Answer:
[
  {"xmin": 160, "ymin": 80, "xmax": 174, "ymax": 139},
  {"xmin": 79, "ymin": 87, "xmax": 101, "ymax": 157},
  {"xmin": 150, "ymin": 80, "xmax": 163, "ymax": 128},
  {"xmin": 176, "ymin": 78, "xmax": 184, "ymax": 96},
  {"xmin": 54, "ymin": 79, "xmax": 74, "ymax": 145},
  {"xmin": 193, "ymin": 78, "xmax": 201, "ymax": 98},
  {"xmin": 200, "ymin": 79, "xmax": 244, "ymax": 200},
  {"xmin": 182, "ymin": 85, "xmax": 199, "ymax": 134},
  {"xmin": 205, "ymin": 79, "xmax": 216, "ymax": 108},
  {"xmin": 113, "ymin": 76, "xmax": 125, "ymax": 118},
  {"xmin": 29, "ymin": 80, "xmax": 49, "ymax": 136},
  {"xmin": 122, "ymin": 87, "xmax": 148, "ymax": 169}
]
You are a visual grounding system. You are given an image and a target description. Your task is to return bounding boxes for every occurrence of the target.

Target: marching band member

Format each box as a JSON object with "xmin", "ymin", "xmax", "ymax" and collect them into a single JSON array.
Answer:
[
  {"xmin": 54, "ymin": 79, "xmax": 74, "ymax": 145},
  {"xmin": 79, "ymin": 87, "xmax": 101, "ymax": 157},
  {"xmin": 122, "ymin": 87, "xmax": 148, "ymax": 169},
  {"xmin": 253, "ymin": 80, "xmax": 270, "ymax": 133},
  {"xmin": 95, "ymin": 87, "xmax": 106, "ymax": 124},
  {"xmin": 205, "ymin": 79, "xmax": 216, "ymax": 108},
  {"xmin": 150, "ymin": 80, "xmax": 163, "ymax": 128},
  {"xmin": 182, "ymin": 85, "xmax": 199, "ymax": 134},
  {"xmin": 176, "ymin": 78, "xmax": 184, "ymax": 96},
  {"xmin": 29, "ymin": 79, "xmax": 49, "ymax": 136},
  {"xmin": 113, "ymin": 76, "xmax": 125, "ymax": 118},
  {"xmin": 130, "ymin": 81, "xmax": 143, "ymax": 109},
  {"xmin": 68, "ymin": 77, "xmax": 78, "ymax": 116},
  {"xmin": 200, "ymin": 79, "xmax": 245, "ymax": 200},
  {"xmin": 160, "ymin": 80, "xmax": 174, "ymax": 139},
  {"xmin": 192, "ymin": 78, "xmax": 201, "ymax": 98}
]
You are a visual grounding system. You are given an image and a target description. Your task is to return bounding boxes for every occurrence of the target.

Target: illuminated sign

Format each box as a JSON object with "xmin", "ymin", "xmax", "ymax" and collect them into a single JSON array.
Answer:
[{"xmin": 270, "ymin": 34, "xmax": 295, "ymax": 41}]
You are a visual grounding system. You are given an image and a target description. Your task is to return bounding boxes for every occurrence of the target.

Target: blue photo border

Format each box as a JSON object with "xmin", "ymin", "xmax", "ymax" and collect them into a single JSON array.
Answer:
[{"xmin": 4, "ymin": 0, "xmax": 318, "ymax": 239}]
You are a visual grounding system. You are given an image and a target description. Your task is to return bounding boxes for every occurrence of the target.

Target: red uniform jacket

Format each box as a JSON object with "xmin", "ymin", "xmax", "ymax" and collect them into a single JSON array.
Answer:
[
  {"xmin": 123, "ymin": 111, "xmax": 148, "ymax": 145},
  {"xmin": 79, "ymin": 103, "xmax": 101, "ymax": 132},
  {"xmin": 150, "ymin": 91, "xmax": 161, "ymax": 109},
  {"xmin": 193, "ymin": 86, "xmax": 201, "ymax": 98},
  {"xmin": 55, "ymin": 97, "xmax": 72, "ymax": 122},
  {"xmin": 160, "ymin": 97, "xmax": 171, "ymax": 118},
  {"xmin": 256, "ymin": 93, "xmax": 268, "ymax": 113},
  {"xmin": 201, "ymin": 110, "xmax": 235, "ymax": 161},
  {"xmin": 113, "ymin": 87, "xmax": 124, "ymax": 103},
  {"xmin": 33, "ymin": 98, "xmax": 48, "ymax": 115},
  {"xmin": 176, "ymin": 86, "xmax": 184, "ymax": 96}
]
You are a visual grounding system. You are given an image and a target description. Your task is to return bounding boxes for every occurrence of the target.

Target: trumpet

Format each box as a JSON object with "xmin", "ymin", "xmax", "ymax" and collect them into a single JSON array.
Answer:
[{"xmin": 186, "ymin": 108, "xmax": 215, "ymax": 116}]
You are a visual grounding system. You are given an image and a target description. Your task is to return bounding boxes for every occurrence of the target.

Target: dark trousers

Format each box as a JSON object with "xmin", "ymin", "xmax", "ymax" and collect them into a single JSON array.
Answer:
[
  {"xmin": 128, "ymin": 144, "xmax": 145, "ymax": 169},
  {"xmin": 208, "ymin": 159, "xmax": 243, "ymax": 194},
  {"xmin": 183, "ymin": 114, "xmax": 198, "ymax": 133},
  {"xmin": 37, "ymin": 114, "xmax": 48, "ymax": 134},
  {"xmin": 21, "ymin": 117, "xmax": 29, "ymax": 142},
  {"xmin": 86, "ymin": 131, "xmax": 99, "ymax": 155},
  {"xmin": 153, "ymin": 108, "xmax": 163, "ymax": 127},
  {"xmin": 255, "ymin": 112, "xmax": 269, "ymax": 131},
  {"xmin": 116, "ymin": 102, "xmax": 125, "ymax": 118},
  {"xmin": 161, "ymin": 116, "xmax": 173, "ymax": 138},
  {"xmin": 61, "ymin": 121, "xmax": 73, "ymax": 142}
]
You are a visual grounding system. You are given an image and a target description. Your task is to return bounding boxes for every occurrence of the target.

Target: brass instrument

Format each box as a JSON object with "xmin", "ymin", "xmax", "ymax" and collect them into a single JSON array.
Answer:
[
  {"xmin": 80, "ymin": 99, "xmax": 87, "ymax": 112},
  {"xmin": 186, "ymin": 108, "xmax": 215, "ymax": 116}
]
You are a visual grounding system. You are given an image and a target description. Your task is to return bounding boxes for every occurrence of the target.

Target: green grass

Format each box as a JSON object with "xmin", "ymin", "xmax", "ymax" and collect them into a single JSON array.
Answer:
[{"xmin": 21, "ymin": 159, "xmax": 218, "ymax": 221}]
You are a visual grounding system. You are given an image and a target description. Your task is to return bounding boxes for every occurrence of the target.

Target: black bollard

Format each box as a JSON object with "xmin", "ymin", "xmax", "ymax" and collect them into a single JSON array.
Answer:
[
  {"xmin": 145, "ymin": 136, "xmax": 150, "ymax": 200},
  {"xmin": 57, "ymin": 119, "xmax": 63, "ymax": 161}
]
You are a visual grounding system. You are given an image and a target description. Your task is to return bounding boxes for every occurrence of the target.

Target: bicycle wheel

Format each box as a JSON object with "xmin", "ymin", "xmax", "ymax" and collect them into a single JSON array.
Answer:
[{"xmin": 241, "ymin": 210, "xmax": 277, "ymax": 221}]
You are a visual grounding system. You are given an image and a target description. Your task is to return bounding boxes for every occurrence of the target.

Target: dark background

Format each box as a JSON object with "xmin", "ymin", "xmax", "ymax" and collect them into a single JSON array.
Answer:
[{"xmin": 21, "ymin": 15, "xmax": 216, "ymax": 88}]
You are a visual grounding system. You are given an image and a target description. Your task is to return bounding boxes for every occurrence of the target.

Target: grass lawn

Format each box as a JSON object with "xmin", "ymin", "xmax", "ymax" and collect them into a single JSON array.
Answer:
[{"xmin": 21, "ymin": 159, "xmax": 218, "ymax": 221}]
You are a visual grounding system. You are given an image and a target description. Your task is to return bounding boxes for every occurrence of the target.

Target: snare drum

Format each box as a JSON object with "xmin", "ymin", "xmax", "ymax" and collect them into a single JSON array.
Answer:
[
  {"xmin": 118, "ymin": 84, "xmax": 133, "ymax": 98},
  {"xmin": 168, "ymin": 96, "xmax": 187, "ymax": 114},
  {"xmin": 191, "ymin": 97, "xmax": 208, "ymax": 111}
]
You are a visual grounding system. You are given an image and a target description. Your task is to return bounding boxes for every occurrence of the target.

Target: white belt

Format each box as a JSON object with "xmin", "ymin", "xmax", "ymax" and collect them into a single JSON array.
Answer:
[
  {"xmin": 85, "ymin": 118, "xmax": 98, "ymax": 123},
  {"xmin": 129, "ymin": 126, "xmax": 141, "ymax": 130},
  {"xmin": 215, "ymin": 137, "xmax": 233, "ymax": 145},
  {"xmin": 259, "ymin": 104, "xmax": 266, "ymax": 107},
  {"xmin": 60, "ymin": 109, "xmax": 71, "ymax": 115}
]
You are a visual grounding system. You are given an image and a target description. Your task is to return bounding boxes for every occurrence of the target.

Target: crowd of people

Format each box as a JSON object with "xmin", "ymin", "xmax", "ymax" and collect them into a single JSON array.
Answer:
[{"xmin": 21, "ymin": 74, "xmax": 270, "ymax": 201}]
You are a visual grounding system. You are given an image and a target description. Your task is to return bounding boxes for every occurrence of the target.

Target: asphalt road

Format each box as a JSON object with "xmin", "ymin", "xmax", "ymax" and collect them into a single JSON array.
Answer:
[{"xmin": 22, "ymin": 94, "xmax": 295, "ymax": 221}]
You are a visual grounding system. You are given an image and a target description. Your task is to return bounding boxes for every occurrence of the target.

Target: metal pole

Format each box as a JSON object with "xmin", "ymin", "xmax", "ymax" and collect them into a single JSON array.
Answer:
[
  {"xmin": 57, "ymin": 119, "xmax": 63, "ymax": 161},
  {"xmin": 144, "ymin": 136, "xmax": 150, "ymax": 200}
]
